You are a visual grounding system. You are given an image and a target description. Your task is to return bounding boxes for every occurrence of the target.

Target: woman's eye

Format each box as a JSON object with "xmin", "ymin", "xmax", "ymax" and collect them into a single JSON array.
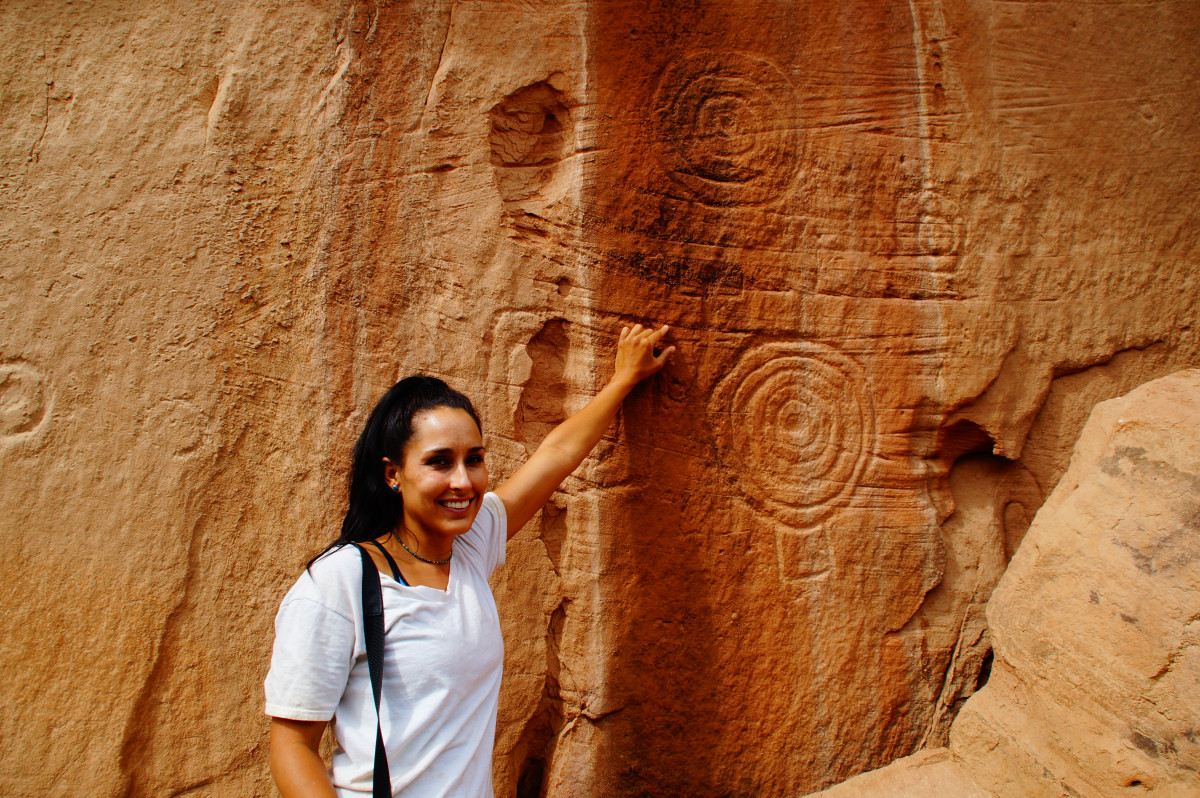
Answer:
[
  {"xmin": 427, "ymin": 457, "xmax": 449, "ymax": 467},
  {"xmin": 467, "ymin": 455, "xmax": 485, "ymax": 465}
]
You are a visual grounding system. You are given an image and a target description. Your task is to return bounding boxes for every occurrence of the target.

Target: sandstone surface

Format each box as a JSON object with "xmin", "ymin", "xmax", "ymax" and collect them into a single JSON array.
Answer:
[
  {"xmin": 951, "ymin": 369, "xmax": 1200, "ymax": 795},
  {"xmin": 806, "ymin": 369, "xmax": 1200, "ymax": 796},
  {"xmin": 807, "ymin": 748, "xmax": 988, "ymax": 798},
  {"xmin": 2, "ymin": 2, "xmax": 1199, "ymax": 797}
]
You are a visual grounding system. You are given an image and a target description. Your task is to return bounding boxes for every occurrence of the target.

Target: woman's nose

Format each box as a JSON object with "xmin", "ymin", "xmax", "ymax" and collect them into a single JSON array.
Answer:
[{"xmin": 449, "ymin": 461, "xmax": 471, "ymax": 488}]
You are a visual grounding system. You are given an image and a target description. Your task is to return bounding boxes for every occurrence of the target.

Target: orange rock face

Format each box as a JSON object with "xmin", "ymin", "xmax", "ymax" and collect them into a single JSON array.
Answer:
[{"xmin": 1, "ymin": 2, "xmax": 1198, "ymax": 797}]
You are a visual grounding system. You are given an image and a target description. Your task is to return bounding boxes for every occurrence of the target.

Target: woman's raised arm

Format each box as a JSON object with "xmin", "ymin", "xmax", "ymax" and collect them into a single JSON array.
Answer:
[{"xmin": 496, "ymin": 324, "xmax": 674, "ymax": 538}]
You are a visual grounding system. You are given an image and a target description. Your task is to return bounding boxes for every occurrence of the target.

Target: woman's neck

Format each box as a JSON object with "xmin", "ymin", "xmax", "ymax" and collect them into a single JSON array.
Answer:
[{"xmin": 395, "ymin": 526, "xmax": 454, "ymax": 564}]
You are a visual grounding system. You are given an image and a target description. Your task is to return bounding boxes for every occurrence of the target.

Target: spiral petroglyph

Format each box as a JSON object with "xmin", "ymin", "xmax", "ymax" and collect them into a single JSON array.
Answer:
[
  {"xmin": 713, "ymin": 343, "xmax": 876, "ymax": 526},
  {"xmin": 652, "ymin": 51, "xmax": 800, "ymax": 206}
]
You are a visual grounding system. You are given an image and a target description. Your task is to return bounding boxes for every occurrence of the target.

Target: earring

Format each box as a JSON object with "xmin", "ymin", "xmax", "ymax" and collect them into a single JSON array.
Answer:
[{"xmin": 391, "ymin": 485, "xmax": 400, "ymax": 492}]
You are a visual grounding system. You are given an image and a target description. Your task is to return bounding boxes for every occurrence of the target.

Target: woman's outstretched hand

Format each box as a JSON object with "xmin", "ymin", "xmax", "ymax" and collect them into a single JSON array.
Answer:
[
  {"xmin": 613, "ymin": 324, "xmax": 675, "ymax": 389},
  {"xmin": 496, "ymin": 321, "xmax": 676, "ymax": 538}
]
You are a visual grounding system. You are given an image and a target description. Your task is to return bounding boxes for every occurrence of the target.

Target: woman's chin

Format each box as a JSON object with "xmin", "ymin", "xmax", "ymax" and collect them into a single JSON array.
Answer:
[
  {"xmin": 422, "ymin": 509, "xmax": 481, "ymax": 539},
  {"xmin": 448, "ymin": 511, "xmax": 481, "ymax": 536}
]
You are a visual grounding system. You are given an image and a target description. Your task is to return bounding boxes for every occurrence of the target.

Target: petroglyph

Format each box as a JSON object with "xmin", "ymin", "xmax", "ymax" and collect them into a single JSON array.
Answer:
[
  {"xmin": 917, "ymin": 191, "xmax": 963, "ymax": 258},
  {"xmin": 713, "ymin": 342, "xmax": 876, "ymax": 527},
  {"xmin": 0, "ymin": 361, "xmax": 51, "ymax": 441},
  {"xmin": 141, "ymin": 399, "xmax": 206, "ymax": 458},
  {"xmin": 516, "ymin": 318, "xmax": 571, "ymax": 454},
  {"xmin": 775, "ymin": 523, "xmax": 833, "ymax": 583},
  {"xmin": 652, "ymin": 51, "xmax": 800, "ymax": 207}
]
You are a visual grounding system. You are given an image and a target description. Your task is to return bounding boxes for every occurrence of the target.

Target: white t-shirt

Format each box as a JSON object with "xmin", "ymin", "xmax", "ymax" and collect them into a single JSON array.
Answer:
[{"xmin": 265, "ymin": 492, "xmax": 508, "ymax": 797}]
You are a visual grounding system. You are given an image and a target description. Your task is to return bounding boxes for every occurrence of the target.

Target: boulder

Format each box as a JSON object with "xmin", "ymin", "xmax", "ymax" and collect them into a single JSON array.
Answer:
[
  {"xmin": 951, "ymin": 369, "xmax": 1200, "ymax": 795},
  {"xmin": 804, "ymin": 749, "xmax": 988, "ymax": 798},
  {"xmin": 806, "ymin": 369, "xmax": 1200, "ymax": 797}
]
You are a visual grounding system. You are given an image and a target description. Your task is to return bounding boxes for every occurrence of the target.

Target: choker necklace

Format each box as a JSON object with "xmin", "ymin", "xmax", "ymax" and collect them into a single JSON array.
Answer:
[{"xmin": 397, "ymin": 533, "xmax": 452, "ymax": 565}]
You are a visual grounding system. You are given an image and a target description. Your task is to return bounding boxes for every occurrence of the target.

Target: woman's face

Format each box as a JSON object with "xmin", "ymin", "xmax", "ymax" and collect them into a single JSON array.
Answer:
[{"xmin": 387, "ymin": 406, "xmax": 488, "ymax": 542}]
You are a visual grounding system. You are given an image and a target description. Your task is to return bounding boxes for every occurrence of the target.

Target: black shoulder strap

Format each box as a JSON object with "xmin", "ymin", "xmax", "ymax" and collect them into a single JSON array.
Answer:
[
  {"xmin": 368, "ymin": 539, "xmax": 407, "ymax": 585},
  {"xmin": 350, "ymin": 543, "xmax": 392, "ymax": 798}
]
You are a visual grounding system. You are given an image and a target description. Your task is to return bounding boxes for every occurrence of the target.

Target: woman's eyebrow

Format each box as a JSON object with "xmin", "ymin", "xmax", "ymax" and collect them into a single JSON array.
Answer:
[{"xmin": 424, "ymin": 445, "xmax": 486, "ymax": 455}]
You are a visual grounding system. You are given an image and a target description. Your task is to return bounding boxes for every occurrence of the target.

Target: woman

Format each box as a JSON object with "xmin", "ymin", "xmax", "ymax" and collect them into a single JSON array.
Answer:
[{"xmin": 265, "ymin": 323, "xmax": 674, "ymax": 797}]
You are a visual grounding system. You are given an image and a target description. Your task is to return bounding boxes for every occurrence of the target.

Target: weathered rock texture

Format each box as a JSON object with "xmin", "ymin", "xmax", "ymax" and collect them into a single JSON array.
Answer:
[
  {"xmin": 808, "ymin": 748, "xmax": 989, "ymax": 798},
  {"xmin": 2, "ymin": 2, "xmax": 1199, "ymax": 796},
  {"xmin": 807, "ymin": 368, "xmax": 1200, "ymax": 797}
]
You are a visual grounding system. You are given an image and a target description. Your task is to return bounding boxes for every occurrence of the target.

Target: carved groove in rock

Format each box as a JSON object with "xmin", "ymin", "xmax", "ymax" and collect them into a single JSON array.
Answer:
[
  {"xmin": 776, "ymin": 525, "xmax": 833, "ymax": 582},
  {"xmin": 713, "ymin": 342, "xmax": 876, "ymax": 526},
  {"xmin": 0, "ymin": 361, "xmax": 51, "ymax": 441},
  {"xmin": 917, "ymin": 191, "xmax": 963, "ymax": 258},
  {"xmin": 516, "ymin": 319, "xmax": 570, "ymax": 454},
  {"xmin": 490, "ymin": 81, "xmax": 573, "ymax": 205},
  {"xmin": 652, "ymin": 50, "xmax": 800, "ymax": 206},
  {"xmin": 141, "ymin": 399, "xmax": 206, "ymax": 458},
  {"xmin": 512, "ymin": 595, "xmax": 567, "ymax": 798}
]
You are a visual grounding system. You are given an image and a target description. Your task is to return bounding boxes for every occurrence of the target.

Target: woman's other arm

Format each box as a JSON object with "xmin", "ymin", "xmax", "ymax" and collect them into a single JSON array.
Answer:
[
  {"xmin": 269, "ymin": 717, "xmax": 337, "ymax": 798},
  {"xmin": 497, "ymin": 323, "xmax": 674, "ymax": 538}
]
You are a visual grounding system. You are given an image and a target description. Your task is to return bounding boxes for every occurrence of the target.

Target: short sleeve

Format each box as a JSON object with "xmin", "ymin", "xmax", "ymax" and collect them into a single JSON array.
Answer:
[
  {"xmin": 264, "ymin": 595, "xmax": 357, "ymax": 721},
  {"xmin": 475, "ymin": 492, "xmax": 507, "ymax": 577}
]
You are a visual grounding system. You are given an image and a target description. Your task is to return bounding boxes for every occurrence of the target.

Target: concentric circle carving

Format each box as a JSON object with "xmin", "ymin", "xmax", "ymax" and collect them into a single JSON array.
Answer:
[
  {"xmin": 712, "ymin": 342, "xmax": 876, "ymax": 525},
  {"xmin": 652, "ymin": 51, "xmax": 800, "ymax": 206}
]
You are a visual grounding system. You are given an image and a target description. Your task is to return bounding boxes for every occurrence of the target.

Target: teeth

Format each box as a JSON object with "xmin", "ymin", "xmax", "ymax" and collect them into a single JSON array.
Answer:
[{"xmin": 443, "ymin": 500, "xmax": 471, "ymax": 510}]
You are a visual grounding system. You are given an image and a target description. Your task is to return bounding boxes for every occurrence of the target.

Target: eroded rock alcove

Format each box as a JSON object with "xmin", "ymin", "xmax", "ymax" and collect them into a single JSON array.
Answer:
[{"xmin": 1, "ymin": 1, "xmax": 1198, "ymax": 796}]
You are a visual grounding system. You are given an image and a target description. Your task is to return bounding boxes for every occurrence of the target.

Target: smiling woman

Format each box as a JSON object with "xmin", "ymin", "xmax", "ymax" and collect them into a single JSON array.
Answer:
[
  {"xmin": 382, "ymin": 404, "xmax": 491, "ymax": 583},
  {"xmin": 264, "ymin": 324, "xmax": 674, "ymax": 798}
]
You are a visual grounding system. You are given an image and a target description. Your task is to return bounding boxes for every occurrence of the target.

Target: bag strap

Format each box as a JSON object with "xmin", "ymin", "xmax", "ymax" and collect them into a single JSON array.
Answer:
[
  {"xmin": 350, "ymin": 543, "xmax": 392, "ymax": 798},
  {"xmin": 368, "ymin": 539, "xmax": 406, "ymax": 585}
]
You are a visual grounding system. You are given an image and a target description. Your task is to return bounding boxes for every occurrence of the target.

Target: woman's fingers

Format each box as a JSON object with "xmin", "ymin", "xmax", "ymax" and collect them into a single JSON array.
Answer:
[
  {"xmin": 628, "ymin": 325, "xmax": 668, "ymax": 351},
  {"xmin": 638, "ymin": 326, "xmax": 672, "ymax": 367},
  {"xmin": 613, "ymin": 321, "xmax": 674, "ymax": 384},
  {"xmin": 622, "ymin": 324, "xmax": 665, "ymax": 342}
]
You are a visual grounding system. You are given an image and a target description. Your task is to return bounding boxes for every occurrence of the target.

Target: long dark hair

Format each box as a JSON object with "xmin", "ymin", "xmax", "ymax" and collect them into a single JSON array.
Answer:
[{"xmin": 308, "ymin": 375, "xmax": 482, "ymax": 569}]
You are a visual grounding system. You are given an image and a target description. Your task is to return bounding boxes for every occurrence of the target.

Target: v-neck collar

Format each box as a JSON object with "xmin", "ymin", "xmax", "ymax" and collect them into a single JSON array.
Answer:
[{"xmin": 378, "ymin": 557, "xmax": 455, "ymax": 596}]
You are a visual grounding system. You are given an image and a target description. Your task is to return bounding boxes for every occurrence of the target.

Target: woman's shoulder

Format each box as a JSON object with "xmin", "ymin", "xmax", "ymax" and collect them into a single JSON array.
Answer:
[
  {"xmin": 456, "ymin": 492, "xmax": 507, "ymax": 575},
  {"xmin": 282, "ymin": 544, "xmax": 365, "ymax": 612},
  {"xmin": 476, "ymin": 492, "xmax": 506, "ymax": 529},
  {"xmin": 464, "ymin": 492, "xmax": 506, "ymax": 542},
  {"xmin": 309, "ymin": 541, "xmax": 364, "ymax": 573}
]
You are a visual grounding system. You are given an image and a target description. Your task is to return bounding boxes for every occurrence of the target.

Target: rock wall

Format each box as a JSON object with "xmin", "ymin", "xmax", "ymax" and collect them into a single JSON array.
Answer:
[
  {"xmin": 1, "ymin": 2, "xmax": 1198, "ymax": 796},
  {"xmin": 807, "ymin": 368, "xmax": 1200, "ymax": 796}
]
